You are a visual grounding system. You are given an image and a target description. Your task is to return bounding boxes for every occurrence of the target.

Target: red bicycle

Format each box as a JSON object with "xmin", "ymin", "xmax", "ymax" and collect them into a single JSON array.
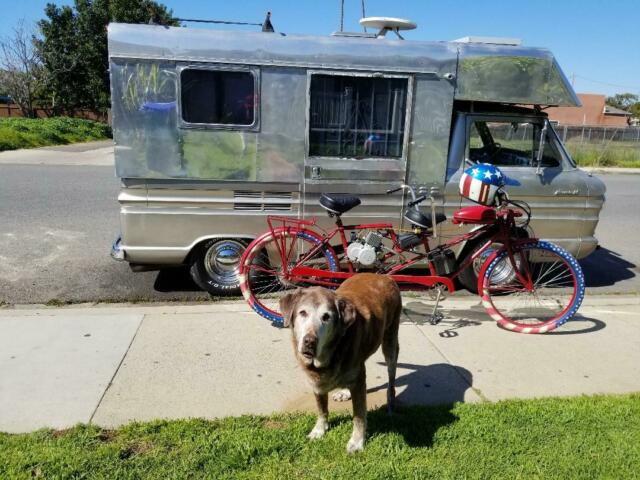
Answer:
[{"xmin": 238, "ymin": 185, "xmax": 585, "ymax": 333}]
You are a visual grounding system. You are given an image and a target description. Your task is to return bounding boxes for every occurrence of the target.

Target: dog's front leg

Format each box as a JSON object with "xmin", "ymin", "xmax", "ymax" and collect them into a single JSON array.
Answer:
[
  {"xmin": 308, "ymin": 392, "xmax": 329, "ymax": 440},
  {"xmin": 346, "ymin": 372, "xmax": 367, "ymax": 453}
]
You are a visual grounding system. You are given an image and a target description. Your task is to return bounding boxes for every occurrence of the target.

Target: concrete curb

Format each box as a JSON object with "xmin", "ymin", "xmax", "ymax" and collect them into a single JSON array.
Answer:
[
  {"xmin": 1, "ymin": 294, "xmax": 638, "ymax": 317},
  {"xmin": 581, "ymin": 167, "xmax": 640, "ymax": 175}
]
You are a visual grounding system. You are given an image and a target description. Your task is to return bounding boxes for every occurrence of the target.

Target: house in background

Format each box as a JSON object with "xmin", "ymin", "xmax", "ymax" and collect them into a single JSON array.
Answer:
[{"xmin": 546, "ymin": 93, "xmax": 632, "ymax": 126}]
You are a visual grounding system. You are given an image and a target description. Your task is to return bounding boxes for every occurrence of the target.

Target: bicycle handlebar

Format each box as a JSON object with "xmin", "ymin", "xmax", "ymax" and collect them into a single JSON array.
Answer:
[
  {"xmin": 407, "ymin": 195, "xmax": 427, "ymax": 208},
  {"xmin": 386, "ymin": 187, "xmax": 403, "ymax": 194}
]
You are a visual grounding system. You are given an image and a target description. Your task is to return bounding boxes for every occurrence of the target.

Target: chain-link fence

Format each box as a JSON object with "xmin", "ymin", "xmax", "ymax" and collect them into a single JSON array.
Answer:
[
  {"xmin": 554, "ymin": 125, "xmax": 640, "ymax": 145},
  {"xmin": 555, "ymin": 125, "xmax": 640, "ymax": 167},
  {"xmin": 486, "ymin": 122, "xmax": 640, "ymax": 167}
]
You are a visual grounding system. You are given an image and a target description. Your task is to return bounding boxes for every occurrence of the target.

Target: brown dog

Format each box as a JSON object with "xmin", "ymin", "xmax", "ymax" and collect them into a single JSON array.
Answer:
[{"xmin": 279, "ymin": 273, "xmax": 401, "ymax": 453}]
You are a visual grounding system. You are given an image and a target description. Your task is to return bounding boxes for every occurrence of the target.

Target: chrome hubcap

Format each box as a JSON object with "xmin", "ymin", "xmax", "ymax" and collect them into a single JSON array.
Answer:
[{"xmin": 204, "ymin": 240, "xmax": 245, "ymax": 285}]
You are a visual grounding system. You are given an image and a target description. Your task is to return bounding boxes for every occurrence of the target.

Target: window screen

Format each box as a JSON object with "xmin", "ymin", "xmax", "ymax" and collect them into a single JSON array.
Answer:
[
  {"xmin": 309, "ymin": 75, "xmax": 408, "ymax": 158},
  {"xmin": 180, "ymin": 69, "xmax": 255, "ymax": 126}
]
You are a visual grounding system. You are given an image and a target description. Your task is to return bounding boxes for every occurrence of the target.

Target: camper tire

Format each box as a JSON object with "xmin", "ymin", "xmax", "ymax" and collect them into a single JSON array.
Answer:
[
  {"xmin": 458, "ymin": 239, "xmax": 500, "ymax": 294},
  {"xmin": 189, "ymin": 238, "xmax": 247, "ymax": 296},
  {"xmin": 458, "ymin": 229, "xmax": 528, "ymax": 293}
]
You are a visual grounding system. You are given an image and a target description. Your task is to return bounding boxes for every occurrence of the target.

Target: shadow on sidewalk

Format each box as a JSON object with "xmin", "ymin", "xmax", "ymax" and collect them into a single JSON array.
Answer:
[
  {"xmin": 581, "ymin": 247, "xmax": 636, "ymax": 287},
  {"xmin": 403, "ymin": 302, "xmax": 607, "ymax": 336}
]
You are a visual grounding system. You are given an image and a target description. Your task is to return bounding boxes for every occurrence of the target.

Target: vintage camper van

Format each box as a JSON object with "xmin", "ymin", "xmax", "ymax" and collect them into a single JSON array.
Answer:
[{"xmin": 108, "ymin": 22, "xmax": 605, "ymax": 295}]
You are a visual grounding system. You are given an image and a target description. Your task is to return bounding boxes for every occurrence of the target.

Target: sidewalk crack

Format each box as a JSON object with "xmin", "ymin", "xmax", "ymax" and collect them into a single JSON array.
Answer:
[{"xmin": 89, "ymin": 314, "xmax": 145, "ymax": 424}]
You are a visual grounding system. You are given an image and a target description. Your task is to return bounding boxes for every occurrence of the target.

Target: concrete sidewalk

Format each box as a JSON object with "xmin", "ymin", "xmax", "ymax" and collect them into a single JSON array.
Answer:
[
  {"xmin": 1, "ymin": 295, "xmax": 639, "ymax": 433},
  {"xmin": 0, "ymin": 140, "xmax": 113, "ymax": 166}
]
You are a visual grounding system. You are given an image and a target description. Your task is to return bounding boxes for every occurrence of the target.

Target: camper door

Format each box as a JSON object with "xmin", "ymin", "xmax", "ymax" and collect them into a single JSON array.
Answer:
[{"xmin": 304, "ymin": 71, "xmax": 412, "ymax": 188}]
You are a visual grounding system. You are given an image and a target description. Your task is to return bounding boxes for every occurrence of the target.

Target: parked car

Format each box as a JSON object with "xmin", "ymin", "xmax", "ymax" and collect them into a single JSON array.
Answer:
[{"xmin": 108, "ymin": 22, "xmax": 605, "ymax": 295}]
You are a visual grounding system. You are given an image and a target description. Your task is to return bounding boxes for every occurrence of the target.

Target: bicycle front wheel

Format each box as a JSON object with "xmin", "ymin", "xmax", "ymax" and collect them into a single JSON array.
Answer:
[
  {"xmin": 479, "ymin": 240, "xmax": 585, "ymax": 333},
  {"xmin": 239, "ymin": 229, "xmax": 339, "ymax": 325}
]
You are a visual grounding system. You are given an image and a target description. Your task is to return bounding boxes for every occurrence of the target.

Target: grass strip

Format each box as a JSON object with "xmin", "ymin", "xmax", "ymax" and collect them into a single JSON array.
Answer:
[{"xmin": 1, "ymin": 393, "xmax": 639, "ymax": 479}]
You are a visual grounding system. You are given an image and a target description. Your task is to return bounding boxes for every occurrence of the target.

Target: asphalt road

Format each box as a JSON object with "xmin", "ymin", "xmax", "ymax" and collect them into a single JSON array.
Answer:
[{"xmin": 0, "ymin": 159, "xmax": 638, "ymax": 304}]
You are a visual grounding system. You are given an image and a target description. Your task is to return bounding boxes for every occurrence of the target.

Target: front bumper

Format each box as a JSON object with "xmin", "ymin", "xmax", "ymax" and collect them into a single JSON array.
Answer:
[{"xmin": 110, "ymin": 234, "xmax": 126, "ymax": 261}]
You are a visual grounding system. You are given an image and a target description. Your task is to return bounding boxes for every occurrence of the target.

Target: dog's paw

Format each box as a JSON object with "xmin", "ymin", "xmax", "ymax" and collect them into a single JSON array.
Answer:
[
  {"xmin": 332, "ymin": 389, "xmax": 351, "ymax": 402},
  {"xmin": 346, "ymin": 436, "xmax": 364, "ymax": 454},
  {"xmin": 307, "ymin": 420, "xmax": 329, "ymax": 440}
]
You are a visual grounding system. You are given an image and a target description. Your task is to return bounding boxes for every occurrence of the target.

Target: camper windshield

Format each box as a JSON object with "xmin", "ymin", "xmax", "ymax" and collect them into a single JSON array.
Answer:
[
  {"xmin": 308, "ymin": 74, "xmax": 408, "ymax": 158},
  {"xmin": 469, "ymin": 119, "xmax": 561, "ymax": 168}
]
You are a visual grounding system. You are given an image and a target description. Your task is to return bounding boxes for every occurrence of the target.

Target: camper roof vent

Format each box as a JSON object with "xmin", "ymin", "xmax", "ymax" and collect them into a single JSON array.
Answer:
[
  {"xmin": 359, "ymin": 17, "xmax": 417, "ymax": 39},
  {"xmin": 452, "ymin": 36, "xmax": 522, "ymax": 46},
  {"xmin": 331, "ymin": 31, "xmax": 377, "ymax": 38}
]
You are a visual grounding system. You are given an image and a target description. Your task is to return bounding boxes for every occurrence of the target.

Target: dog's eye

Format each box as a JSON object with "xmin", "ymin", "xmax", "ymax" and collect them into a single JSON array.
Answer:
[
  {"xmin": 321, "ymin": 313, "xmax": 331, "ymax": 322},
  {"xmin": 298, "ymin": 310, "xmax": 307, "ymax": 317}
]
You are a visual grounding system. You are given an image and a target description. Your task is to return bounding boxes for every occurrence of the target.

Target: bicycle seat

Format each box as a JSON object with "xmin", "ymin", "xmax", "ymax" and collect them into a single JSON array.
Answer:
[
  {"xmin": 319, "ymin": 193, "xmax": 361, "ymax": 215},
  {"xmin": 404, "ymin": 208, "xmax": 446, "ymax": 229}
]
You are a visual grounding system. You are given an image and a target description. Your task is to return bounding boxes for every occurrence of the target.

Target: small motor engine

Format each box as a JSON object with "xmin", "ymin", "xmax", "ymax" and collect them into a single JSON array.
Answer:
[{"xmin": 346, "ymin": 231, "xmax": 383, "ymax": 266}]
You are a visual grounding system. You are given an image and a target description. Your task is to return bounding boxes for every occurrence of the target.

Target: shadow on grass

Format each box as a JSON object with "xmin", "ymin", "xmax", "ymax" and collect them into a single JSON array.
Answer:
[{"xmin": 331, "ymin": 362, "xmax": 473, "ymax": 448}]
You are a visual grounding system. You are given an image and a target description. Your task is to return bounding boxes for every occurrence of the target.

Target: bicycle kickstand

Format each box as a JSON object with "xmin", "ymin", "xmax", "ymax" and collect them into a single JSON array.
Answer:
[{"xmin": 429, "ymin": 287, "xmax": 444, "ymax": 325}]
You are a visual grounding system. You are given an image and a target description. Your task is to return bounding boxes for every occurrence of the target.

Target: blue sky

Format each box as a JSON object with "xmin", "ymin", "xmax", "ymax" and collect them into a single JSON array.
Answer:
[{"xmin": 1, "ymin": 0, "xmax": 639, "ymax": 96}]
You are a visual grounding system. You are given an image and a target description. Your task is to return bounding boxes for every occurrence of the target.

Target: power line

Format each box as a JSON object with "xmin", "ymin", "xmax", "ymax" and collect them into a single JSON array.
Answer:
[{"xmin": 573, "ymin": 74, "xmax": 640, "ymax": 92}]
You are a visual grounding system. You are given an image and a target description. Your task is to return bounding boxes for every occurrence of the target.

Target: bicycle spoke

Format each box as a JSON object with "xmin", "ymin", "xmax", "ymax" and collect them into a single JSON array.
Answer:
[{"xmin": 483, "ymin": 242, "xmax": 580, "ymax": 330}]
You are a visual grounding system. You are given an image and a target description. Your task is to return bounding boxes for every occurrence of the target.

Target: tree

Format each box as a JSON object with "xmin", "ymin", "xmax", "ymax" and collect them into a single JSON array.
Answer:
[
  {"xmin": 36, "ymin": 0, "xmax": 179, "ymax": 114},
  {"xmin": 605, "ymin": 93, "xmax": 639, "ymax": 111},
  {"xmin": 0, "ymin": 20, "xmax": 45, "ymax": 118},
  {"xmin": 606, "ymin": 93, "xmax": 640, "ymax": 125}
]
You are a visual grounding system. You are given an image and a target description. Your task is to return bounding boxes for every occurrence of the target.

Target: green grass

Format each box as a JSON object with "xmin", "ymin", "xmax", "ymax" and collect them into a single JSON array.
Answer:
[
  {"xmin": 2, "ymin": 393, "xmax": 639, "ymax": 479},
  {"xmin": 566, "ymin": 142, "xmax": 640, "ymax": 168},
  {"xmin": 0, "ymin": 117, "xmax": 112, "ymax": 152}
]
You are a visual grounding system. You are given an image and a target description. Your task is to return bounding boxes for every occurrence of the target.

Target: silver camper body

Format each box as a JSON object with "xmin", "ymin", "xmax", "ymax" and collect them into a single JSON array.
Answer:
[{"xmin": 108, "ymin": 23, "xmax": 605, "ymax": 294}]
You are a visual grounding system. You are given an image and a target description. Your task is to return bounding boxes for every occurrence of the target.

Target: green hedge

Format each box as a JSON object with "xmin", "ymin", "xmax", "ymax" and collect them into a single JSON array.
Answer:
[{"xmin": 0, "ymin": 117, "xmax": 112, "ymax": 152}]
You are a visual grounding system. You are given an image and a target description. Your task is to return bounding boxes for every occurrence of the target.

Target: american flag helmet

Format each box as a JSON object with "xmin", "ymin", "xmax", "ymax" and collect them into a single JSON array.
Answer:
[{"xmin": 459, "ymin": 163, "xmax": 505, "ymax": 205}]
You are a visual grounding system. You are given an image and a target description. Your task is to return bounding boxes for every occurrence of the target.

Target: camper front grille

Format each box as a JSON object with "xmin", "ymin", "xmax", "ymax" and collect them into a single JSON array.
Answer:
[{"xmin": 233, "ymin": 191, "xmax": 293, "ymax": 211}]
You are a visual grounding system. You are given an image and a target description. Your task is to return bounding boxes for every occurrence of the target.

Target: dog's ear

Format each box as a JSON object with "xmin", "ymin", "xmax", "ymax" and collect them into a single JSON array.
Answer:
[
  {"xmin": 279, "ymin": 288, "xmax": 303, "ymax": 328},
  {"xmin": 337, "ymin": 297, "xmax": 357, "ymax": 328}
]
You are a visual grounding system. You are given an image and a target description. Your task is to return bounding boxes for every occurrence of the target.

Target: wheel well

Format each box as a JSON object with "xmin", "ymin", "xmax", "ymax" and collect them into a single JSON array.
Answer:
[{"xmin": 456, "ymin": 226, "xmax": 530, "ymax": 263}]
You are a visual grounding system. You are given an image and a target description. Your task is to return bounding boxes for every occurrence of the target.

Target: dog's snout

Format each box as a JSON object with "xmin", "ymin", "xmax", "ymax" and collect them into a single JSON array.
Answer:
[{"xmin": 303, "ymin": 335, "xmax": 316, "ymax": 348}]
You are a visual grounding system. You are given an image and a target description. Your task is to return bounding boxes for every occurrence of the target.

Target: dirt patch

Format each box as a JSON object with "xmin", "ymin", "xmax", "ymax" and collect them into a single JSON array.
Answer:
[
  {"xmin": 282, "ymin": 388, "xmax": 390, "ymax": 413},
  {"xmin": 119, "ymin": 440, "xmax": 153, "ymax": 459},
  {"xmin": 263, "ymin": 420, "xmax": 287, "ymax": 430},
  {"xmin": 97, "ymin": 429, "xmax": 118, "ymax": 442},
  {"xmin": 51, "ymin": 428, "xmax": 73, "ymax": 439}
]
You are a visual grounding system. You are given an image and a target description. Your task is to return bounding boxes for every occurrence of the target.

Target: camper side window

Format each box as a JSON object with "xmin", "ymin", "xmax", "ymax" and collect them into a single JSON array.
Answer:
[
  {"xmin": 180, "ymin": 69, "xmax": 256, "ymax": 127},
  {"xmin": 308, "ymin": 74, "xmax": 408, "ymax": 158}
]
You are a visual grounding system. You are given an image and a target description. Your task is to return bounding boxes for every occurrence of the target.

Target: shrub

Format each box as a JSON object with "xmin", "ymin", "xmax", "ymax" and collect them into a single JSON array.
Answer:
[{"xmin": 0, "ymin": 117, "xmax": 112, "ymax": 151}]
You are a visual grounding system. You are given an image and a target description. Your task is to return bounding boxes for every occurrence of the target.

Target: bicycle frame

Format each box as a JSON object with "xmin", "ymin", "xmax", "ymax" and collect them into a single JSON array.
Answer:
[{"xmin": 265, "ymin": 205, "xmax": 532, "ymax": 294}]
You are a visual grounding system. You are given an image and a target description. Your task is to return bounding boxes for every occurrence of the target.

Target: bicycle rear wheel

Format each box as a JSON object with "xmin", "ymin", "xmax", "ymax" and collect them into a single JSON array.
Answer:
[
  {"xmin": 239, "ymin": 229, "xmax": 339, "ymax": 325},
  {"xmin": 479, "ymin": 240, "xmax": 585, "ymax": 333}
]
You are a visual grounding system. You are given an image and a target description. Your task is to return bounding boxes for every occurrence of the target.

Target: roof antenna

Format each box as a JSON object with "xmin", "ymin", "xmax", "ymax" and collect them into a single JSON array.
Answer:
[
  {"xmin": 361, "ymin": 0, "xmax": 367, "ymax": 32},
  {"xmin": 262, "ymin": 11, "xmax": 274, "ymax": 32}
]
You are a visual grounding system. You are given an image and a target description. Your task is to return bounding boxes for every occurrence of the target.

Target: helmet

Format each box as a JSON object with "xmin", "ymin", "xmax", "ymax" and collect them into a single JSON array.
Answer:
[{"xmin": 459, "ymin": 163, "xmax": 505, "ymax": 205}]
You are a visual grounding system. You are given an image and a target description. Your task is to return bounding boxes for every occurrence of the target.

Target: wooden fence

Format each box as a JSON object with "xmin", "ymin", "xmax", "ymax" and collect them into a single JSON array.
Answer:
[{"xmin": 0, "ymin": 103, "xmax": 107, "ymax": 122}]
